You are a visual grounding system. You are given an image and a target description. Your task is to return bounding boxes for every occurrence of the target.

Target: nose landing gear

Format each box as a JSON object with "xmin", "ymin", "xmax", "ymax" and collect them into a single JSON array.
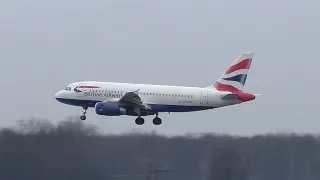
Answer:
[{"xmin": 80, "ymin": 106, "xmax": 88, "ymax": 120}]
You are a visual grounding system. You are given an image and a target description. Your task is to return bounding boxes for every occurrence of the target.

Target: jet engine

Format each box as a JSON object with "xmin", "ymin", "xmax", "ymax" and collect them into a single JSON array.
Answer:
[
  {"xmin": 95, "ymin": 101, "xmax": 127, "ymax": 116},
  {"xmin": 95, "ymin": 101, "xmax": 155, "ymax": 116}
]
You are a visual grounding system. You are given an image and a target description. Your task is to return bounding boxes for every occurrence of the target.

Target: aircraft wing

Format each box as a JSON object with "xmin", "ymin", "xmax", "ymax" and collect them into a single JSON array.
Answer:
[{"xmin": 116, "ymin": 89, "xmax": 151, "ymax": 110}]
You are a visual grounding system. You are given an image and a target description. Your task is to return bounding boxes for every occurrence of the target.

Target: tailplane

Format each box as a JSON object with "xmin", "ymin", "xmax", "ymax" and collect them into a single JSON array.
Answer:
[{"xmin": 208, "ymin": 52, "xmax": 254, "ymax": 92}]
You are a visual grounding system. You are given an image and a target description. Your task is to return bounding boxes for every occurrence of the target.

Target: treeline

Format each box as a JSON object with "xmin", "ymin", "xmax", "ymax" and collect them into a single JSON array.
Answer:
[{"xmin": 0, "ymin": 117, "xmax": 320, "ymax": 180}]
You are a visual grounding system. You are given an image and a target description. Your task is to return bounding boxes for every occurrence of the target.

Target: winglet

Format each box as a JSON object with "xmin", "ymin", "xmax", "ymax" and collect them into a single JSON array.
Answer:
[{"xmin": 132, "ymin": 89, "xmax": 140, "ymax": 94}]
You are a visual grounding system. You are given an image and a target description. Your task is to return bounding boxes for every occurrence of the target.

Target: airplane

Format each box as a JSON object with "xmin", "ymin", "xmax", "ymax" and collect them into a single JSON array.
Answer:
[{"xmin": 55, "ymin": 52, "xmax": 259, "ymax": 125}]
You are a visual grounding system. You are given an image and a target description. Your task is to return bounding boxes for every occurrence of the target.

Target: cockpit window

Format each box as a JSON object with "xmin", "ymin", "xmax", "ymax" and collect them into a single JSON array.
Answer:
[{"xmin": 65, "ymin": 87, "xmax": 71, "ymax": 91}]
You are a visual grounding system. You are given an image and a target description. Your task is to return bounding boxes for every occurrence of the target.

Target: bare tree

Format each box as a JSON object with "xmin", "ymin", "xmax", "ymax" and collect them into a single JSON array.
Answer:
[{"xmin": 208, "ymin": 147, "xmax": 248, "ymax": 180}]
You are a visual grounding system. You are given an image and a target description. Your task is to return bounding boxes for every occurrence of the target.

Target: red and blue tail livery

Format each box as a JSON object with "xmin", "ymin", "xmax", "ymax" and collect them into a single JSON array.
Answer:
[
  {"xmin": 213, "ymin": 52, "xmax": 254, "ymax": 93},
  {"xmin": 55, "ymin": 52, "xmax": 260, "ymax": 125}
]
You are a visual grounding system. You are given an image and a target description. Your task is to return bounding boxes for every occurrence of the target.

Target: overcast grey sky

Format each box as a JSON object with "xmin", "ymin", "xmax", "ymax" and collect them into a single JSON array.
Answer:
[{"xmin": 1, "ymin": 0, "xmax": 319, "ymax": 136}]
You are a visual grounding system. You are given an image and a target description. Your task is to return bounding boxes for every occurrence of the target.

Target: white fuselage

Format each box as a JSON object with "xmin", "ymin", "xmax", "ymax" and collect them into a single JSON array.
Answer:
[
  {"xmin": 54, "ymin": 52, "xmax": 257, "ymax": 123},
  {"xmin": 55, "ymin": 81, "xmax": 239, "ymax": 114}
]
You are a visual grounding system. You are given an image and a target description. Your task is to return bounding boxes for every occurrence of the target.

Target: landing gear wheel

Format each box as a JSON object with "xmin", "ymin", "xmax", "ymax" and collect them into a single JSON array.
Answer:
[
  {"xmin": 80, "ymin": 115, "xmax": 86, "ymax": 120},
  {"xmin": 135, "ymin": 117, "xmax": 144, "ymax": 125},
  {"xmin": 153, "ymin": 117, "xmax": 162, "ymax": 125},
  {"xmin": 80, "ymin": 106, "xmax": 88, "ymax": 120}
]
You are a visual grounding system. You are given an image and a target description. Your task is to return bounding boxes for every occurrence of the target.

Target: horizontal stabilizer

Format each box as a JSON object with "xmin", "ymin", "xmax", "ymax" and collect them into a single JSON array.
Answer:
[
  {"xmin": 221, "ymin": 94, "xmax": 239, "ymax": 101},
  {"xmin": 221, "ymin": 92, "xmax": 257, "ymax": 102}
]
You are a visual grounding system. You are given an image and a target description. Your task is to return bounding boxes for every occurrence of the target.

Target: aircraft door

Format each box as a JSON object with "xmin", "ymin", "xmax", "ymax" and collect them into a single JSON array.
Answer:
[{"xmin": 200, "ymin": 90, "xmax": 209, "ymax": 105}]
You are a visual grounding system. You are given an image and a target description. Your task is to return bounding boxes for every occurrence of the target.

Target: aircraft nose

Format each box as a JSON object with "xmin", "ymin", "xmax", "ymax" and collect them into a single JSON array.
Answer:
[{"xmin": 55, "ymin": 90, "xmax": 64, "ymax": 100}]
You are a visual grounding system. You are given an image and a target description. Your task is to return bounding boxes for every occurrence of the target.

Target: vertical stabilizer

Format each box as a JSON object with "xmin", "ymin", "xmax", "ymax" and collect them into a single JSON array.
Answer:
[{"xmin": 208, "ymin": 52, "xmax": 254, "ymax": 92}]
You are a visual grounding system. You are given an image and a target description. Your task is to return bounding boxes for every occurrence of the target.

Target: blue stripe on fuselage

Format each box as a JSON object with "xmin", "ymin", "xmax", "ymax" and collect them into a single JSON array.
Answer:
[
  {"xmin": 55, "ymin": 98, "xmax": 215, "ymax": 112},
  {"xmin": 148, "ymin": 104, "xmax": 213, "ymax": 112},
  {"xmin": 55, "ymin": 98, "xmax": 99, "ymax": 107}
]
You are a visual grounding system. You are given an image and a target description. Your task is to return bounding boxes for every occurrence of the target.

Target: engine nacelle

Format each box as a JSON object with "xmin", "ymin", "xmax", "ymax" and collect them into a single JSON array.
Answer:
[
  {"xmin": 95, "ymin": 101, "xmax": 155, "ymax": 116},
  {"xmin": 95, "ymin": 102, "xmax": 127, "ymax": 116}
]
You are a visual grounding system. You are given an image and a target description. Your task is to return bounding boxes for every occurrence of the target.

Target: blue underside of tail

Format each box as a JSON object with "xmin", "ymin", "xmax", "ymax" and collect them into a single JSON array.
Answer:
[{"xmin": 56, "ymin": 98, "xmax": 215, "ymax": 113}]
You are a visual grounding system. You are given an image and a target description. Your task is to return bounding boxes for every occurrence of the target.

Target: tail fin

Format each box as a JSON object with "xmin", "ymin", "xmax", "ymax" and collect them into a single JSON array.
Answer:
[{"xmin": 208, "ymin": 52, "xmax": 254, "ymax": 92}]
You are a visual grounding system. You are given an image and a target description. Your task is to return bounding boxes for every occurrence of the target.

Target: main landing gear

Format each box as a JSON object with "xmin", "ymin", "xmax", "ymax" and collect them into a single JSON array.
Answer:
[
  {"xmin": 80, "ymin": 106, "xmax": 88, "ymax": 120},
  {"xmin": 135, "ymin": 113, "xmax": 162, "ymax": 125},
  {"xmin": 135, "ymin": 117, "xmax": 144, "ymax": 125},
  {"xmin": 153, "ymin": 114, "xmax": 162, "ymax": 125}
]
